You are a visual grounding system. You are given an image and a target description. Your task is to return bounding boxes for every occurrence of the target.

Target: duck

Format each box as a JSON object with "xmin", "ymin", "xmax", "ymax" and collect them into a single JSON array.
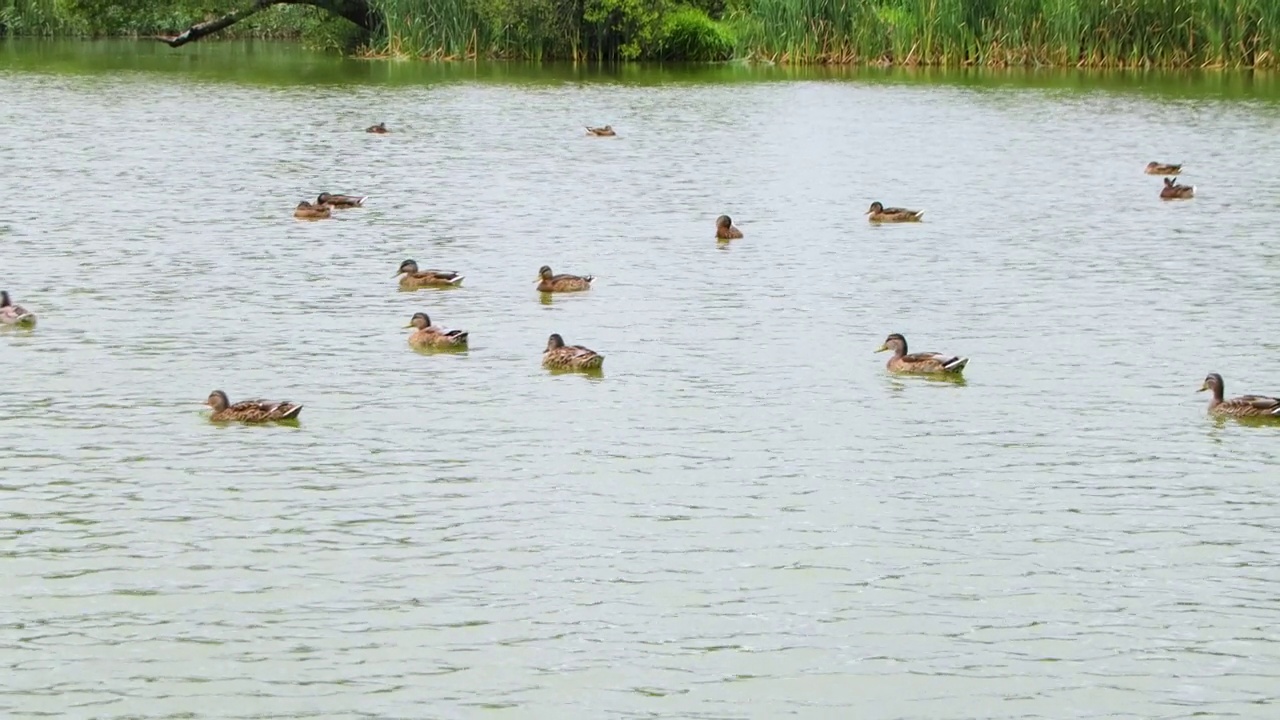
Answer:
[
  {"xmin": 1198, "ymin": 373, "xmax": 1280, "ymax": 418},
  {"xmin": 205, "ymin": 390, "xmax": 302, "ymax": 422},
  {"xmin": 366, "ymin": 122, "xmax": 389, "ymax": 134},
  {"xmin": 294, "ymin": 201, "xmax": 331, "ymax": 219},
  {"xmin": 537, "ymin": 265, "xmax": 593, "ymax": 293},
  {"xmin": 316, "ymin": 192, "xmax": 366, "ymax": 208},
  {"xmin": 394, "ymin": 259, "xmax": 464, "ymax": 289},
  {"xmin": 1160, "ymin": 177, "xmax": 1195, "ymax": 199},
  {"xmin": 585, "ymin": 125, "xmax": 616, "ymax": 137},
  {"xmin": 716, "ymin": 215, "xmax": 744, "ymax": 240},
  {"xmin": 405, "ymin": 312, "xmax": 469, "ymax": 349},
  {"xmin": 1145, "ymin": 161, "xmax": 1182, "ymax": 175},
  {"xmin": 543, "ymin": 333, "xmax": 604, "ymax": 370},
  {"xmin": 866, "ymin": 202, "xmax": 924, "ymax": 223},
  {"xmin": 0, "ymin": 291, "xmax": 36, "ymax": 327},
  {"xmin": 875, "ymin": 333, "xmax": 968, "ymax": 374}
]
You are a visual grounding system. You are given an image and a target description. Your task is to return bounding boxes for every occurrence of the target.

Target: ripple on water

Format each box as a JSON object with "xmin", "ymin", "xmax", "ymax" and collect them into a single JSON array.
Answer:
[{"xmin": 2, "ymin": 54, "xmax": 1280, "ymax": 719}]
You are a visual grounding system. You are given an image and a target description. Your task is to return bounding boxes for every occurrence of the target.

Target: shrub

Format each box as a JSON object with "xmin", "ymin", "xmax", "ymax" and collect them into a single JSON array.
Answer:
[{"xmin": 657, "ymin": 5, "xmax": 734, "ymax": 60}]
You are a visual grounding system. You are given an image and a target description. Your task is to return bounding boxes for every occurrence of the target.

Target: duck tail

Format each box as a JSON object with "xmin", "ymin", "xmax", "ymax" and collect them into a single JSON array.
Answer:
[
  {"xmin": 944, "ymin": 357, "xmax": 968, "ymax": 372},
  {"xmin": 448, "ymin": 275, "xmax": 465, "ymax": 285},
  {"xmin": 914, "ymin": 210, "xmax": 925, "ymax": 219},
  {"xmin": 279, "ymin": 404, "xmax": 302, "ymax": 419}
]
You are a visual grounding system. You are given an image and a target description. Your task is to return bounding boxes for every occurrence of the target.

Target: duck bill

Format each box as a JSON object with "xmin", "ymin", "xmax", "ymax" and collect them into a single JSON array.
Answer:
[
  {"xmin": 393, "ymin": 271, "xmax": 405, "ymax": 278},
  {"xmin": 874, "ymin": 344, "xmax": 888, "ymax": 353},
  {"xmin": 1197, "ymin": 382, "xmax": 1208, "ymax": 393}
]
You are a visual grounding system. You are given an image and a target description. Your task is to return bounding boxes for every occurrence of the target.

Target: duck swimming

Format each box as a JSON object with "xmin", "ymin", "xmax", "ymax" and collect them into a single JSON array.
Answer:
[
  {"xmin": 0, "ymin": 291, "xmax": 36, "ymax": 327},
  {"xmin": 316, "ymin": 193, "xmax": 366, "ymax": 208},
  {"xmin": 1198, "ymin": 373, "xmax": 1280, "ymax": 418},
  {"xmin": 394, "ymin": 260, "xmax": 465, "ymax": 289},
  {"xmin": 875, "ymin": 333, "xmax": 968, "ymax": 375},
  {"xmin": 715, "ymin": 215, "xmax": 743, "ymax": 240},
  {"xmin": 1160, "ymin": 177, "xmax": 1195, "ymax": 199},
  {"xmin": 205, "ymin": 390, "xmax": 302, "ymax": 423},
  {"xmin": 404, "ymin": 312, "xmax": 469, "ymax": 349},
  {"xmin": 543, "ymin": 333, "xmax": 604, "ymax": 370},
  {"xmin": 537, "ymin": 265, "xmax": 593, "ymax": 293},
  {"xmin": 866, "ymin": 202, "xmax": 924, "ymax": 223},
  {"xmin": 294, "ymin": 201, "xmax": 331, "ymax": 219}
]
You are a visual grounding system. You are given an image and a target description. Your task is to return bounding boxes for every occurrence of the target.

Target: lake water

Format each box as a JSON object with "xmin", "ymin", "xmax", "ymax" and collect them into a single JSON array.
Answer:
[{"xmin": 2, "ymin": 39, "xmax": 1280, "ymax": 719}]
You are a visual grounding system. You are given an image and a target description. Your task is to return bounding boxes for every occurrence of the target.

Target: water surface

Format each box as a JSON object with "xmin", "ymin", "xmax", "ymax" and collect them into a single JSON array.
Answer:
[{"xmin": 2, "ymin": 39, "xmax": 1279, "ymax": 719}]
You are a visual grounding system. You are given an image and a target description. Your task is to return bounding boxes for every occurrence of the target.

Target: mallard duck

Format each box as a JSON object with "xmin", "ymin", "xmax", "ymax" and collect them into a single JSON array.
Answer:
[
  {"xmin": 316, "ymin": 192, "xmax": 366, "ymax": 208},
  {"xmin": 585, "ymin": 125, "xmax": 616, "ymax": 137},
  {"xmin": 394, "ymin": 259, "xmax": 464, "ymax": 289},
  {"xmin": 1145, "ymin": 161, "xmax": 1182, "ymax": 175},
  {"xmin": 405, "ymin": 312, "xmax": 469, "ymax": 348},
  {"xmin": 1160, "ymin": 177, "xmax": 1195, "ymax": 199},
  {"xmin": 716, "ymin": 215, "xmax": 743, "ymax": 240},
  {"xmin": 366, "ymin": 122, "xmax": 389, "ymax": 134},
  {"xmin": 866, "ymin": 202, "xmax": 924, "ymax": 223},
  {"xmin": 537, "ymin": 265, "xmax": 593, "ymax": 293},
  {"xmin": 543, "ymin": 333, "xmax": 604, "ymax": 370},
  {"xmin": 1199, "ymin": 373, "xmax": 1280, "ymax": 418},
  {"xmin": 294, "ymin": 201, "xmax": 331, "ymax": 219},
  {"xmin": 875, "ymin": 333, "xmax": 968, "ymax": 374},
  {"xmin": 0, "ymin": 291, "xmax": 36, "ymax": 327},
  {"xmin": 205, "ymin": 390, "xmax": 302, "ymax": 422}
]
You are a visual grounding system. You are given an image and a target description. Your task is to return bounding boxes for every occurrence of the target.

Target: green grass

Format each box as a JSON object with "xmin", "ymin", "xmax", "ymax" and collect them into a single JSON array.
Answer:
[
  {"xmin": 3, "ymin": 0, "xmax": 1277, "ymax": 66},
  {"xmin": 728, "ymin": 0, "xmax": 1280, "ymax": 66}
]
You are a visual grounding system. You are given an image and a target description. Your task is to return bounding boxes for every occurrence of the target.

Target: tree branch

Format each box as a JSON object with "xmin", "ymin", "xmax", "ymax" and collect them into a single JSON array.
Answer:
[{"xmin": 156, "ymin": 0, "xmax": 378, "ymax": 48}]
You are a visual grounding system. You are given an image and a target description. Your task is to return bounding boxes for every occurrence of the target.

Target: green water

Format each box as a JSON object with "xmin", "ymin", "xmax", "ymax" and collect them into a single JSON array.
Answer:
[
  {"xmin": 3, "ymin": 38, "xmax": 1280, "ymax": 719},
  {"xmin": 4, "ymin": 38, "xmax": 1280, "ymax": 98}
]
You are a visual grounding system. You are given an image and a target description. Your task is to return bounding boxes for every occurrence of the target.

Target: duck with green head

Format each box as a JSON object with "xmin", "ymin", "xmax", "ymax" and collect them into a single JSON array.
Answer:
[
  {"xmin": 1198, "ymin": 373, "xmax": 1280, "ymax": 418},
  {"xmin": 875, "ymin": 333, "xmax": 968, "ymax": 375}
]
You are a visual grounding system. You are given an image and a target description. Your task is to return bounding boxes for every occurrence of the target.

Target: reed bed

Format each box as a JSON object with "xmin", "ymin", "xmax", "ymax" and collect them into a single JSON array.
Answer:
[
  {"xmin": 730, "ymin": 0, "xmax": 1280, "ymax": 67},
  {"xmin": 4, "ymin": 0, "xmax": 1277, "ymax": 66}
]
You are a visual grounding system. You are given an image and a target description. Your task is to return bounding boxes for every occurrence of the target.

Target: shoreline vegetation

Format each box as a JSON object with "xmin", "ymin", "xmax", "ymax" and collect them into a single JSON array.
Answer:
[{"xmin": 2, "ymin": 0, "xmax": 1278, "ymax": 67}]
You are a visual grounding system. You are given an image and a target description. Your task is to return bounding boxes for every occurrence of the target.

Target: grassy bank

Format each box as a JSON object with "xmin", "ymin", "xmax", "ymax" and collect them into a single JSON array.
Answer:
[{"xmin": 2, "ymin": 0, "xmax": 1277, "ymax": 66}]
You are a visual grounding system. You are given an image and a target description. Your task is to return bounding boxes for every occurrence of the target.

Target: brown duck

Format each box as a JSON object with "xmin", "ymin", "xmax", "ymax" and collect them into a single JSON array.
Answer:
[
  {"xmin": 1145, "ymin": 161, "xmax": 1182, "ymax": 175},
  {"xmin": 394, "ymin": 259, "xmax": 464, "ymax": 289},
  {"xmin": 1199, "ymin": 373, "xmax": 1280, "ymax": 418},
  {"xmin": 866, "ymin": 201, "xmax": 924, "ymax": 223},
  {"xmin": 366, "ymin": 122, "xmax": 389, "ymax": 134},
  {"xmin": 585, "ymin": 125, "xmax": 616, "ymax": 137},
  {"xmin": 875, "ymin": 333, "xmax": 968, "ymax": 375},
  {"xmin": 205, "ymin": 390, "xmax": 302, "ymax": 422},
  {"xmin": 404, "ymin": 312, "xmax": 469, "ymax": 349},
  {"xmin": 316, "ymin": 192, "xmax": 366, "ymax": 208},
  {"xmin": 716, "ymin": 215, "xmax": 743, "ymax": 240},
  {"xmin": 543, "ymin": 333, "xmax": 604, "ymax": 370},
  {"xmin": 294, "ymin": 201, "xmax": 331, "ymax": 219},
  {"xmin": 537, "ymin": 265, "xmax": 593, "ymax": 292},
  {"xmin": 1160, "ymin": 177, "xmax": 1195, "ymax": 199}
]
